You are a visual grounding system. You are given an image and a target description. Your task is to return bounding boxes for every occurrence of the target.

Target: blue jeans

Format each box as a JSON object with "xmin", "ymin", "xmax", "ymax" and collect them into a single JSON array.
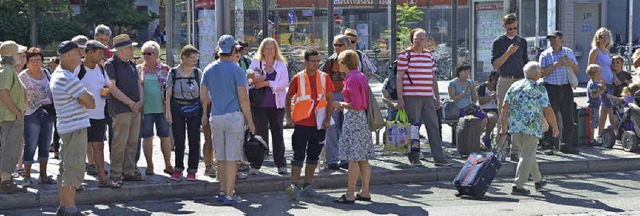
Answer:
[
  {"xmin": 23, "ymin": 108, "xmax": 54, "ymax": 165},
  {"xmin": 325, "ymin": 92, "xmax": 344, "ymax": 165}
]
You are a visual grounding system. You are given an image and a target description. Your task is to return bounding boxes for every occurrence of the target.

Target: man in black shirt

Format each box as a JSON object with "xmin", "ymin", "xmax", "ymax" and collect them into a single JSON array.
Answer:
[{"xmin": 491, "ymin": 13, "xmax": 529, "ymax": 161}]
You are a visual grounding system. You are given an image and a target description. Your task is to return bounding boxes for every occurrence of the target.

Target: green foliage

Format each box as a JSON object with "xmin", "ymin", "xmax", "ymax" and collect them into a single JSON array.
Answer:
[
  {"xmin": 0, "ymin": 2, "xmax": 83, "ymax": 47},
  {"xmin": 386, "ymin": 3, "xmax": 425, "ymax": 48},
  {"xmin": 76, "ymin": 0, "xmax": 158, "ymax": 32}
]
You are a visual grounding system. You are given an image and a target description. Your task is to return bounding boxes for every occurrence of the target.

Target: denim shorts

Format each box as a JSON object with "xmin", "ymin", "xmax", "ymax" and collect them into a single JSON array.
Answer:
[{"xmin": 140, "ymin": 113, "xmax": 171, "ymax": 138}]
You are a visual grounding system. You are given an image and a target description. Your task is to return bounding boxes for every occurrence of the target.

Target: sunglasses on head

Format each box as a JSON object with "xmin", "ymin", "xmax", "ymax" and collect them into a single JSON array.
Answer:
[
  {"xmin": 142, "ymin": 52, "xmax": 154, "ymax": 56},
  {"xmin": 333, "ymin": 43, "xmax": 344, "ymax": 47}
]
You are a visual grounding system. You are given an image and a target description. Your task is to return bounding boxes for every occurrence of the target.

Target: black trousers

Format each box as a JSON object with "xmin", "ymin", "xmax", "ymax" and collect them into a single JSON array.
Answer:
[
  {"xmin": 543, "ymin": 83, "xmax": 574, "ymax": 149},
  {"xmin": 250, "ymin": 107, "xmax": 286, "ymax": 169}
]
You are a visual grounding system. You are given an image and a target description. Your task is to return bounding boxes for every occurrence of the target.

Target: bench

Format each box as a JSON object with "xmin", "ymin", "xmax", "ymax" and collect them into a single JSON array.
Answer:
[{"xmin": 442, "ymin": 118, "xmax": 459, "ymax": 146}]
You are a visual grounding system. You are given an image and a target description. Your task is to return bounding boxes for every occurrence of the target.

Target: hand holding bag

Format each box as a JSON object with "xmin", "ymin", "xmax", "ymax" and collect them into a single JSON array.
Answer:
[
  {"xmin": 384, "ymin": 110, "xmax": 411, "ymax": 152},
  {"xmin": 249, "ymin": 61, "xmax": 267, "ymax": 105}
]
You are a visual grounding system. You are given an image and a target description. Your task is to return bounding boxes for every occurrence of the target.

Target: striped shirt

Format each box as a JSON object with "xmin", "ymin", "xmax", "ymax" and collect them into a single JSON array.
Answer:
[
  {"xmin": 396, "ymin": 48, "xmax": 436, "ymax": 97},
  {"xmin": 50, "ymin": 67, "xmax": 91, "ymax": 134}
]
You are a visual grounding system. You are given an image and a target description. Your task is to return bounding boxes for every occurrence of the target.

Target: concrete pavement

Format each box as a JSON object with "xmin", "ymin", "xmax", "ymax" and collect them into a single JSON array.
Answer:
[{"xmin": 0, "ymin": 79, "xmax": 623, "ymax": 211}]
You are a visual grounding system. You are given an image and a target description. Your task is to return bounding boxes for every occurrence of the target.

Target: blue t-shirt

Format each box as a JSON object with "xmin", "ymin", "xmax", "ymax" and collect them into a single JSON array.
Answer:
[
  {"xmin": 448, "ymin": 78, "xmax": 473, "ymax": 109},
  {"xmin": 587, "ymin": 79, "xmax": 602, "ymax": 108},
  {"xmin": 201, "ymin": 60, "xmax": 248, "ymax": 116}
]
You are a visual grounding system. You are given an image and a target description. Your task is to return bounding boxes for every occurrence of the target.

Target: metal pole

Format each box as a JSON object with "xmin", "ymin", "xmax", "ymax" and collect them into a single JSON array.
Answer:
[
  {"xmin": 535, "ymin": 0, "xmax": 540, "ymax": 50},
  {"xmin": 452, "ymin": 0, "xmax": 458, "ymax": 79},
  {"xmin": 166, "ymin": 0, "xmax": 174, "ymax": 66},
  {"xmin": 262, "ymin": 0, "xmax": 268, "ymax": 41},
  {"xmin": 390, "ymin": 0, "xmax": 397, "ymax": 61},
  {"xmin": 628, "ymin": 0, "xmax": 633, "ymax": 70},
  {"xmin": 186, "ymin": 0, "xmax": 192, "ymax": 45},
  {"xmin": 328, "ymin": 0, "xmax": 334, "ymax": 55}
]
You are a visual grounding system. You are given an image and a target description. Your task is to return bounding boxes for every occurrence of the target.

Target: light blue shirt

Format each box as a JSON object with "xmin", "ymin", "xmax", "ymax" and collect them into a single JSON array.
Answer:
[
  {"xmin": 504, "ymin": 79, "xmax": 550, "ymax": 138},
  {"xmin": 448, "ymin": 78, "xmax": 473, "ymax": 109},
  {"xmin": 201, "ymin": 60, "xmax": 248, "ymax": 116}
]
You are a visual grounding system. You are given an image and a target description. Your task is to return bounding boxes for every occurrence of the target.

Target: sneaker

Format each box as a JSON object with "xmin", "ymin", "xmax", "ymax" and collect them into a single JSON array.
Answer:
[
  {"xmin": 86, "ymin": 164, "xmax": 98, "ymax": 176},
  {"xmin": 510, "ymin": 186, "xmax": 531, "ymax": 196},
  {"xmin": 248, "ymin": 168, "xmax": 259, "ymax": 175},
  {"xmin": 186, "ymin": 172, "xmax": 196, "ymax": 181},
  {"xmin": 535, "ymin": 180, "xmax": 547, "ymax": 191},
  {"xmin": 236, "ymin": 172, "xmax": 248, "ymax": 180},
  {"xmin": 170, "ymin": 171, "xmax": 182, "ymax": 181},
  {"xmin": 38, "ymin": 175, "xmax": 56, "ymax": 184},
  {"xmin": 408, "ymin": 152, "xmax": 422, "ymax": 165},
  {"xmin": 22, "ymin": 178, "xmax": 33, "ymax": 187},
  {"xmin": 560, "ymin": 148, "xmax": 580, "ymax": 155},
  {"xmin": 285, "ymin": 184, "xmax": 298, "ymax": 200},
  {"xmin": 0, "ymin": 180, "xmax": 27, "ymax": 194},
  {"xmin": 223, "ymin": 194, "xmax": 242, "ymax": 205},
  {"xmin": 238, "ymin": 163, "xmax": 250, "ymax": 172},
  {"xmin": 300, "ymin": 185, "xmax": 321, "ymax": 198},
  {"xmin": 216, "ymin": 191, "xmax": 226, "ymax": 202},
  {"xmin": 277, "ymin": 167, "xmax": 287, "ymax": 175},
  {"xmin": 205, "ymin": 165, "xmax": 217, "ymax": 177},
  {"xmin": 543, "ymin": 149, "xmax": 555, "ymax": 155}
]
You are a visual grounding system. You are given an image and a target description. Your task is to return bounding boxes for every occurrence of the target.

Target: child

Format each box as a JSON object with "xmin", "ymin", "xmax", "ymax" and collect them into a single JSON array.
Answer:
[
  {"xmin": 587, "ymin": 64, "xmax": 607, "ymax": 145},
  {"xmin": 612, "ymin": 55, "xmax": 632, "ymax": 96}
]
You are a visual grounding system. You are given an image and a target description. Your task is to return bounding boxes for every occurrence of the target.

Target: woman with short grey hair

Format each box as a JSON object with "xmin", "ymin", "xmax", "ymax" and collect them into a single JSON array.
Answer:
[{"xmin": 94, "ymin": 24, "xmax": 113, "ymax": 59}]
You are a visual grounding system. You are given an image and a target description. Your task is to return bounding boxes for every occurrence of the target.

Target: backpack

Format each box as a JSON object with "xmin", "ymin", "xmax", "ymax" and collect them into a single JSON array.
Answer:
[
  {"xmin": 168, "ymin": 67, "xmax": 200, "ymax": 101},
  {"xmin": 366, "ymin": 86, "xmax": 384, "ymax": 131},
  {"xmin": 384, "ymin": 49, "xmax": 413, "ymax": 100},
  {"xmin": 77, "ymin": 62, "xmax": 106, "ymax": 80},
  {"xmin": 244, "ymin": 130, "xmax": 268, "ymax": 163}
]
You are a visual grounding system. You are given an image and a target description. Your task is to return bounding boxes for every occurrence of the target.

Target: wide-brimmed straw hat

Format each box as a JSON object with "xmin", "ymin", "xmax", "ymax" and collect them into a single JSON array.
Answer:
[
  {"xmin": 344, "ymin": 28, "xmax": 362, "ymax": 43},
  {"xmin": 110, "ymin": 34, "xmax": 138, "ymax": 52}
]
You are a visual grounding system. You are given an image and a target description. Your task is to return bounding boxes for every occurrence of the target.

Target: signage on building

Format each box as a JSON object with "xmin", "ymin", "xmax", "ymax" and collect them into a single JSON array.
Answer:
[
  {"xmin": 275, "ymin": 0, "xmax": 467, "ymax": 8},
  {"xmin": 195, "ymin": 0, "xmax": 215, "ymax": 9}
]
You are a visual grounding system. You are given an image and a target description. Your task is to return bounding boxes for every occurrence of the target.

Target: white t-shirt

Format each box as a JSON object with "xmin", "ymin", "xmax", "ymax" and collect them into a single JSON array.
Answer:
[{"xmin": 74, "ymin": 65, "xmax": 111, "ymax": 119}]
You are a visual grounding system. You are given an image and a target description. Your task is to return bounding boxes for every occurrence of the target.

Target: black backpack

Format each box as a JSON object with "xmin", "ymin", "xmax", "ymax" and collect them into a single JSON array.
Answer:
[
  {"xmin": 77, "ymin": 62, "xmax": 106, "ymax": 80},
  {"xmin": 167, "ymin": 67, "xmax": 200, "ymax": 101},
  {"xmin": 385, "ymin": 50, "xmax": 413, "ymax": 100},
  {"xmin": 244, "ymin": 130, "xmax": 267, "ymax": 163}
]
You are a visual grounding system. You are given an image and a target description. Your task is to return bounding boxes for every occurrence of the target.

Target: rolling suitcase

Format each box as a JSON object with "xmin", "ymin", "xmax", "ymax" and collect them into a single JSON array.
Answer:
[
  {"xmin": 456, "ymin": 115, "xmax": 483, "ymax": 156},
  {"xmin": 453, "ymin": 135, "xmax": 508, "ymax": 199}
]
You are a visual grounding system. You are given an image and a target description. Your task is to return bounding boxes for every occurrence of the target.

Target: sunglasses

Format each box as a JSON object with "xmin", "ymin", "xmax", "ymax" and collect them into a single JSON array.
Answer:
[
  {"xmin": 350, "ymin": 41, "xmax": 357, "ymax": 44},
  {"xmin": 142, "ymin": 52, "xmax": 155, "ymax": 56},
  {"xmin": 599, "ymin": 34, "xmax": 610, "ymax": 39},
  {"xmin": 507, "ymin": 27, "xmax": 518, "ymax": 31},
  {"xmin": 333, "ymin": 43, "xmax": 344, "ymax": 47}
]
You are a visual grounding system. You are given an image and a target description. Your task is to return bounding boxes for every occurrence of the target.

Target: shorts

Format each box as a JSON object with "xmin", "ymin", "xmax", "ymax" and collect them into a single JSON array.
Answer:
[
  {"xmin": 589, "ymin": 106, "xmax": 600, "ymax": 129},
  {"xmin": 210, "ymin": 112, "xmax": 245, "ymax": 161},
  {"xmin": 459, "ymin": 109, "xmax": 488, "ymax": 120},
  {"xmin": 291, "ymin": 125, "xmax": 326, "ymax": 167},
  {"xmin": 87, "ymin": 119, "xmax": 106, "ymax": 142},
  {"xmin": 601, "ymin": 84, "xmax": 615, "ymax": 109},
  {"xmin": 58, "ymin": 129, "xmax": 88, "ymax": 189},
  {"xmin": 140, "ymin": 113, "xmax": 171, "ymax": 138}
]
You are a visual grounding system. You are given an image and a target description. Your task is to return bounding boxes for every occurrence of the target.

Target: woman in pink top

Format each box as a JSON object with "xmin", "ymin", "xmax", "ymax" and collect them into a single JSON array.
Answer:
[{"xmin": 332, "ymin": 50, "xmax": 376, "ymax": 204}]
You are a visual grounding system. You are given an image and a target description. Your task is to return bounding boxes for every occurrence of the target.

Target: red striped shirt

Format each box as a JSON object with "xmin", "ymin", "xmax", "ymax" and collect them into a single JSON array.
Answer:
[{"xmin": 396, "ymin": 48, "xmax": 436, "ymax": 97}]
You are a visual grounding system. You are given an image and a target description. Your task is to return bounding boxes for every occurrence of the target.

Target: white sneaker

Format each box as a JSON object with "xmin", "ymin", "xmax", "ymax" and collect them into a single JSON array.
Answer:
[
  {"xmin": 236, "ymin": 172, "xmax": 248, "ymax": 180},
  {"xmin": 277, "ymin": 167, "xmax": 287, "ymax": 174},
  {"xmin": 248, "ymin": 168, "xmax": 259, "ymax": 175}
]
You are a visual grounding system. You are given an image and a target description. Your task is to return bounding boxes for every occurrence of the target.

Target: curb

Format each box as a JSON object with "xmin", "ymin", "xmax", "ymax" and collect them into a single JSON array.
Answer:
[{"xmin": 1, "ymin": 157, "xmax": 638, "ymax": 210}]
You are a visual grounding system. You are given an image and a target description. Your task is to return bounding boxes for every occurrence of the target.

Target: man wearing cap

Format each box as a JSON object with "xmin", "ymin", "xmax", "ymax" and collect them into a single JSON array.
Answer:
[
  {"xmin": 50, "ymin": 40, "xmax": 95, "ymax": 215},
  {"xmin": 75, "ymin": 40, "xmax": 120, "ymax": 188},
  {"xmin": 201, "ymin": 35, "xmax": 256, "ymax": 205},
  {"xmin": 105, "ymin": 34, "xmax": 145, "ymax": 183},
  {"xmin": 539, "ymin": 30, "xmax": 580, "ymax": 155},
  {"xmin": 343, "ymin": 28, "xmax": 377, "ymax": 79},
  {"xmin": 0, "ymin": 41, "xmax": 28, "ymax": 193}
]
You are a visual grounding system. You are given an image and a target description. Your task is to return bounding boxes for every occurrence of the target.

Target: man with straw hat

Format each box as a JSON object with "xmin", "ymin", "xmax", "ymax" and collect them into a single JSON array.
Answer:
[
  {"xmin": 0, "ymin": 41, "xmax": 28, "ymax": 194},
  {"xmin": 343, "ymin": 28, "xmax": 377, "ymax": 79},
  {"xmin": 104, "ymin": 34, "xmax": 145, "ymax": 184}
]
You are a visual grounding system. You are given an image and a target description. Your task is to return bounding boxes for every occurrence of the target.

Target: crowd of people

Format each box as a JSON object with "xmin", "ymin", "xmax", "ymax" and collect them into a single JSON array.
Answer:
[{"xmin": 1, "ymin": 12, "xmax": 640, "ymax": 214}]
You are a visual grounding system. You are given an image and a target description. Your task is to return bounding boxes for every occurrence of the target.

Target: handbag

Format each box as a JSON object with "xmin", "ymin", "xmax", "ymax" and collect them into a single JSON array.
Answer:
[
  {"xmin": 443, "ymin": 100, "xmax": 459, "ymax": 120},
  {"xmin": 567, "ymin": 68, "xmax": 578, "ymax": 89},
  {"xmin": 384, "ymin": 110, "xmax": 411, "ymax": 152},
  {"xmin": 249, "ymin": 61, "xmax": 267, "ymax": 105},
  {"xmin": 244, "ymin": 130, "xmax": 267, "ymax": 163},
  {"xmin": 366, "ymin": 86, "xmax": 384, "ymax": 131},
  {"xmin": 178, "ymin": 100, "xmax": 202, "ymax": 118},
  {"xmin": 41, "ymin": 104, "xmax": 56, "ymax": 117}
]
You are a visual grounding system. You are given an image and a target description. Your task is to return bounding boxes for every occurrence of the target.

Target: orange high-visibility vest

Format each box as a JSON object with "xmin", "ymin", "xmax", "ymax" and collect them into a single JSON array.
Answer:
[{"xmin": 291, "ymin": 70, "xmax": 327, "ymax": 123}]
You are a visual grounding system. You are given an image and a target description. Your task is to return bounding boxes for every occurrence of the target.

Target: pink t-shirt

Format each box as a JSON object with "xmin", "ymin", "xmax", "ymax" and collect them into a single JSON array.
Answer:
[{"xmin": 342, "ymin": 70, "xmax": 369, "ymax": 110}]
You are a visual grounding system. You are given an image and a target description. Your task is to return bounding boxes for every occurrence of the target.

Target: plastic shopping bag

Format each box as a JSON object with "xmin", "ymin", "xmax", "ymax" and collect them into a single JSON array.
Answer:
[{"xmin": 384, "ymin": 110, "xmax": 411, "ymax": 152}]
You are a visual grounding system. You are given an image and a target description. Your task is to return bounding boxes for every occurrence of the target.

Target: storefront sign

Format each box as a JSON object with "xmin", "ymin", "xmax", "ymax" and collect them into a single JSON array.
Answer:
[
  {"xmin": 473, "ymin": 1, "xmax": 504, "ymax": 82},
  {"xmin": 195, "ymin": 0, "xmax": 215, "ymax": 9}
]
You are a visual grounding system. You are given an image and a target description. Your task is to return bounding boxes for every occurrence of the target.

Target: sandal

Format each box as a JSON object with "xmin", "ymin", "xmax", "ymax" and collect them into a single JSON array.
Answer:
[
  {"xmin": 38, "ymin": 175, "xmax": 56, "ymax": 184},
  {"xmin": 333, "ymin": 195, "xmax": 355, "ymax": 204},
  {"xmin": 99, "ymin": 179, "xmax": 122, "ymax": 189},
  {"xmin": 17, "ymin": 169, "xmax": 25, "ymax": 177},
  {"xmin": 145, "ymin": 167, "xmax": 155, "ymax": 176},
  {"xmin": 355, "ymin": 194, "xmax": 372, "ymax": 201},
  {"xmin": 163, "ymin": 167, "xmax": 174, "ymax": 175}
]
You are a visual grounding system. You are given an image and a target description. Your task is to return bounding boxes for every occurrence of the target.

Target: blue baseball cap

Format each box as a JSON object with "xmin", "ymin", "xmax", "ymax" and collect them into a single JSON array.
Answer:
[
  {"xmin": 218, "ymin": 35, "xmax": 241, "ymax": 54},
  {"xmin": 58, "ymin": 40, "xmax": 85, "ymax": 55}
]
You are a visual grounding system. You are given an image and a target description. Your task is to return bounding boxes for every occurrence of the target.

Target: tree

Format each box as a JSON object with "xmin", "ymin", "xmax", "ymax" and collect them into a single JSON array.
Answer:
[
  {"xmin": 0, "ymin": 0, "xmax": 71, "ymax": 46},
  {"xmin": 76, "ymin": 0, "xmax": 158, "ymax": 36},
  {"xmin": 387, "ymin": 3, "xmax": 424, "ymax": 49}
]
